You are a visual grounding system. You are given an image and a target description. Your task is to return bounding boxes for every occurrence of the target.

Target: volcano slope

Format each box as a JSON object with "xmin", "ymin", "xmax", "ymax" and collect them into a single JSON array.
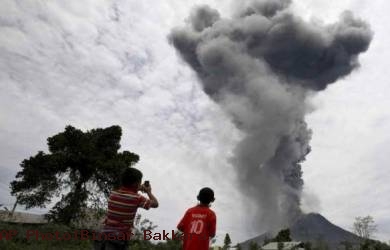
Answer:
[{"xmin": 239, "ymin": 213, "xmax": 361, "ymax": 249}]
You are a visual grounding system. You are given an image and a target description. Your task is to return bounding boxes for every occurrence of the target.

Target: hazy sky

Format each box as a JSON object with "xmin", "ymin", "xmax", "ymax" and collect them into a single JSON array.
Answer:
[{"xmin": 1, "ymin": 0, "xmax": 389, "ymax": 244}]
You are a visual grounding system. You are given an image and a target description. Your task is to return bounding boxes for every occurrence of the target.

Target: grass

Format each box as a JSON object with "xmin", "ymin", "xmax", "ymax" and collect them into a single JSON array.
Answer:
[
  {"xmin": 0, "ymin": 222, "xmax": 183, "ymax": 250},
  {"xmin": 0, "ymin": 222, "xmax": 92, "ymax": 250}
]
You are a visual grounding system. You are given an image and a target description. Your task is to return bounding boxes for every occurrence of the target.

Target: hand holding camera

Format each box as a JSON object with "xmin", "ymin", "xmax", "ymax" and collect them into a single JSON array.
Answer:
[{"xmin": 141, "ymin": 180, "xmax": 151, "ymax": 193}]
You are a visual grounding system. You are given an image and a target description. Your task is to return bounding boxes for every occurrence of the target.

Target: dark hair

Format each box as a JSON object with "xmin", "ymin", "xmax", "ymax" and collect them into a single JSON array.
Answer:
[
  {"xmin": 197, "ymin": 187, "xmax": 215, "ymax": 205},
  {"xmin": 121, "ymin": 168, "xmax": 143, "ymax": 188}
]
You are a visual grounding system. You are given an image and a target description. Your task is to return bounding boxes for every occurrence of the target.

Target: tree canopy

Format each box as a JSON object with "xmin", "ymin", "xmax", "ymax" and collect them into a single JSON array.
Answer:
[
  {"xmin": 10, "ymin": 125, "xmax": 139, "ymax": 224},
  {"xmin": 249, "ymin": 241, "xmax": 259, "ymax": 250},
  {"xmin": 223, "ymin": 233, "xmax": 232, "ymax": 249},
  {"xmin": 273, "ymin": 229, "xmax": 292, "ymax": 242},
  {"xmin": 353, "ymin": 215, "xmax": 377, "ymax": 239}
]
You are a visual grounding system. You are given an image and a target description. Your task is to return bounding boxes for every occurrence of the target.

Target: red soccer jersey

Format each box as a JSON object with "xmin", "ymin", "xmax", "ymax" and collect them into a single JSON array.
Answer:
[{"xmin": 177, "ymin": 205, "xmax": 217, "ymax": 250}]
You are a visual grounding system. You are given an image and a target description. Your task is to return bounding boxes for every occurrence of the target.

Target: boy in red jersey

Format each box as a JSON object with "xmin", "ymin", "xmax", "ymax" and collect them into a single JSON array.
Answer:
[
  {"xmin": 177, "ymin": 187, "xmax": 216, "ymax": 250},
  {"xmin": 94, "ymin": 167, "xmax": 158, "ymax": 250}
]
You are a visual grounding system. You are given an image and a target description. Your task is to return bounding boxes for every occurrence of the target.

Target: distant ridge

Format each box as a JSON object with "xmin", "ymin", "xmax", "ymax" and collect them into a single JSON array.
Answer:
[
  {"xmin": 0, "ymin": 211, "xmax": 47, "ymax": 224},
  {"xmin": 239, "ymin": 213, "xmax": 361, "ymax": 249}
]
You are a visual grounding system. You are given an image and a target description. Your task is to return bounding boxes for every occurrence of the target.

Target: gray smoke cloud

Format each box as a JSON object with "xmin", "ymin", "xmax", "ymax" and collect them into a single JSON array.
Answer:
[{"xmin": 170, "ymin": 0, "xmax": 372, "ymax": 231}]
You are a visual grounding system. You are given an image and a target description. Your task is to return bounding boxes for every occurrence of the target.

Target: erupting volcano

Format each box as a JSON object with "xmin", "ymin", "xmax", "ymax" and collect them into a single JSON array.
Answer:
[{"xmin": 170, "ymin": 0, "xmax": 372, "ymax": 232}]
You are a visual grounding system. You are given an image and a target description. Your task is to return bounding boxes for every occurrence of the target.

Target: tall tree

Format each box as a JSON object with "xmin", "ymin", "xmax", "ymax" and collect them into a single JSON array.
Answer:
[
  {"xmin": 304, "ymin": 241, "xmax": 312, "ymax": 250},
  {"xmin": 10, "ymin": 125, "xmax": 139, "ymax": 224},
  {"xmin": 353, "ymin": 215, "xmax": 377, "ymax": 239},
  {"xmin": 223, "ymin": 233, "xmax": 232, "ymax": 249},
  {"xmin": 273, "ymin": 229, "xmax": 292, "ymax": 242},
  {"xmin": 249, "ymin": 241, "xmax": 259, "ymax": 250}
]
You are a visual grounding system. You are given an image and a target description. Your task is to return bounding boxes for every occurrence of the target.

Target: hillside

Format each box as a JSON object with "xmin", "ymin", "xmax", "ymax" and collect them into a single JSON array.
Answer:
[
  {"xmin": 0, "ymin": 211, "xmax": 47, "ymax": 224},
  {"xmin": 239, "ymin": 213, "xmax": 361, "ymax": 249}
]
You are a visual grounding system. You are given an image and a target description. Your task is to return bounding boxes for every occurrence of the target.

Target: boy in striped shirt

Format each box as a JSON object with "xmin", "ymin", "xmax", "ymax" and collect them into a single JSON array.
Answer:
[{"xmin": 94, "ymin": 167, "xmax": 158, "ymax": 250}]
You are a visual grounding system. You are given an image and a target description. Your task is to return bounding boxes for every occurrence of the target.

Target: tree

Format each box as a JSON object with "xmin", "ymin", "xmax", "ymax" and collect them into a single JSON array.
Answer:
[
  {"xmin": 273, "ymin": 229, "xmax": 292, "ymax": 242},
  {"xmin": 132, "ymin": 215, "xmax": 158, "ymax": 240},
  {"xmin": 10, "ymin": 125, "xmax": 139, "ymax": 224},
  {"xmin": 223, "ymin": 233, "xmax": 232, "ymax": 249},
  {"xmin": 313, "ymin": 236, "xmax": 329, "ymax": 250},
  {"xmin": 304, "ymin": 241, "xmax": 312, "ymax": 250},
  {"xmin": 340, "ymin": 241, "xmax": 353, "ymax": 250},
  {"xmin": 359, "ymin": 239, "xmax": 390, "ymax": 250},
  {"xmin": 128, "ymin": 215, "xmax": 182, "ymax": 250},
  {"xmin": 263, "ymin": 236, "xmax": 271, "ymax": 245},
  {"xmin": 249, "ymin": 241, "xmax": 259, "ymax": 250},
  {"xmin": 353, "ymin": 215, "xmax": 377, "ymax": 239}
]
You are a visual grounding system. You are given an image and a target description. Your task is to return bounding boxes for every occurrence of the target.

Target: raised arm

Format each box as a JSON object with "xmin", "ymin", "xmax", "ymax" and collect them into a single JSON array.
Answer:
[{"xmin": 143, "ymin": 184, "xmax": 159, "ymax": 208}]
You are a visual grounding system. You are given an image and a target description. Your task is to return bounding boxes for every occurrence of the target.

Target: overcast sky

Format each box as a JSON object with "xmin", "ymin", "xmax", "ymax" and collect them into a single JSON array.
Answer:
[{"xmin": 1, "ymin": 0, "xmax": 389, "ymax": 244}]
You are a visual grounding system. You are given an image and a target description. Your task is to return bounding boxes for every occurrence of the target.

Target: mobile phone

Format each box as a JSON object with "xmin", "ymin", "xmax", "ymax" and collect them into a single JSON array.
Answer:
[{"xmin": 144, "ymin": 181, "xmax": 150, "ymax": 187}]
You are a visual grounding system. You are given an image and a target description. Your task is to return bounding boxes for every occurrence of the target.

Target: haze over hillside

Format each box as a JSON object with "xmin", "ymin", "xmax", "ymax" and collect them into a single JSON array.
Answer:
[{"xmin": 239, "ymin": 213, "xmax": 361, "ymax": 249}]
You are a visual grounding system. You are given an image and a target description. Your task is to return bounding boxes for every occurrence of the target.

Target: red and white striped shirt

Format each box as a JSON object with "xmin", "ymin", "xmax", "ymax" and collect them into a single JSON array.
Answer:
[{"xmin": 103, "ymin": 186, "xmax": 151, "ymax": 235}]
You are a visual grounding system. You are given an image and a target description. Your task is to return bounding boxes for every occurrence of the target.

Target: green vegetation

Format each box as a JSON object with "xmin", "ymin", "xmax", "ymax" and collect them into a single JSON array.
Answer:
[
  {"xmin": 0, "ymin": 221, "xmax": 182, "ymax": 250},
  {"xmin": 4, "ymin": 126, "xmax": 181, "ymax": 249},
  {"xmin": 249, "ymin": 241, "xmax": 260, "ymax": 250},
  {"xmin": 10, "ymin": 125, "xmax": 139, "ymax": 225},
  {"xmin": 0, "ymin": 222, "xmax": 91, "ymax": 250},
  {"xmin": 5, "ymin": 125, "xmax": 390, "ymax": 250},
  {"xmin": 2, "ymin": 221, "xmax": 390, "ymax": 250},
  {"xmin": 223, "ymin": 233, "xmax": 232, "ymax": 249},
  {"xmin": 272, "ymin": 228, "xmax": 292, "ymax": 242},
  {"xmin": 353, "ymin": 215, "xmax": 377, "ymax": 239},
  {"xmin": 359, "ymin": 239, "xmax": 390, "ymax": 250}
]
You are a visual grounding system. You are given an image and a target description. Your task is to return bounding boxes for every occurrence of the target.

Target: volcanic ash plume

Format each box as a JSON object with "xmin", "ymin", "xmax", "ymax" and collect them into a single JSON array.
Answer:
[{"xmin": 169, "ymin": 0, "xmax": 372, "ymax": 230}]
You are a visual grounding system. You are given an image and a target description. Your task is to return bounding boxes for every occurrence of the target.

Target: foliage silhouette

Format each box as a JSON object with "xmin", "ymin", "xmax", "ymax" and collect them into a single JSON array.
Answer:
[{"xmin": 10, "ymin": 125, "xmax": 139, "ymax": 224}]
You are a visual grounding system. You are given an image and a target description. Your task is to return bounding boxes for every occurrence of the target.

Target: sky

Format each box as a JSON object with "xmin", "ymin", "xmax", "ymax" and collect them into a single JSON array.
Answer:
[{"xmin": 0, "ymin": 0, "xmax": 389, "ymax": 245}]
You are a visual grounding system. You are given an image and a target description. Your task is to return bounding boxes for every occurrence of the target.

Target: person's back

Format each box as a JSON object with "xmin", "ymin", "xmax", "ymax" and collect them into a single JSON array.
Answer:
[
  {"xmin": 94, "ymin": 167, "xmax": 158, "ymax": 250},
  {"xmin": 103, "ymin": 186, "xmax": 150, "ymax": 234},
  {"xmin": 177, "ymin": 187, "xmax": 216, "ymax": 250}
]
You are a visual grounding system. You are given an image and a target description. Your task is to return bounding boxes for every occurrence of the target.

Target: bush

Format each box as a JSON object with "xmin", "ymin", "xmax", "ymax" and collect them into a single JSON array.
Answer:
[{"xmin": 0, "ymin": 222, "xmax": 92, "ymax": 250}]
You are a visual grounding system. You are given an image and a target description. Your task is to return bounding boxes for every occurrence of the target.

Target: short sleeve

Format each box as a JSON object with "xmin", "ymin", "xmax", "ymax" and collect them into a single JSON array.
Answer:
[
  {"xmin": 138, "ymin": 195, "xmax": 151, "ymax": 210},
  {"xmin": 177, "ymin": 210, "xmax": 189, "ymax": 232}
]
